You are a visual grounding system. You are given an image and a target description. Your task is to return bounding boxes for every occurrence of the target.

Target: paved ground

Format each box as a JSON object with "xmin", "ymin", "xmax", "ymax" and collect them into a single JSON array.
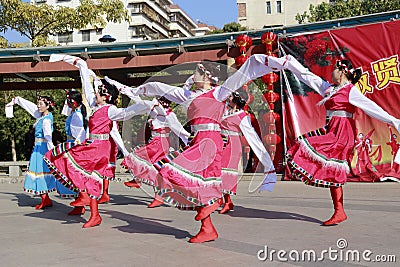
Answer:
[{"xmin": 0, "ymin": 175, "xmax": 399, "ymax": 267}]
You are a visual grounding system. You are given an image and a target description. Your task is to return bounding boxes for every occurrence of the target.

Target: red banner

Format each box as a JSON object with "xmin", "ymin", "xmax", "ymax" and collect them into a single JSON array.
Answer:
[{"xmin": 280, "ymin": 20, "xmax": 400, "ymax": 182}]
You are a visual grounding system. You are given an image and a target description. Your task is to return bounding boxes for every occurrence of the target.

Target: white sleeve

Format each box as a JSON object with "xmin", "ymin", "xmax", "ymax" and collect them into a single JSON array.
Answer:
[
  {"xmin": 166, "ymin": 112, "xmax": 190, "ymax": 145},
  {"xmin": 136, "ymin": 82, "xmax": 190, "ymax": 104},
  {"xmin": 107, "ymin": 99, "xmax": 158, "ymax": 121},
  {"xmin": 70, "ymin": 112, "xmax": 86, "ymax": 143},
  {"xmin": 215, "ymin": 54, "xmax": 287, "ymax": 101},
  {"xmin": 349, "ymin": 86, "xmax": 400, "ymax": 131},
  {"xmin": 239, "ymin": 116, "xmax": 276, "ymax": 192},
  {"xmin": 9, "ymin": 97, "xmax": 41, "ymax": 118},
  {"xmin": 110, "ymin": 122, "xmax": 129, "ymax": 156},
  {"xmin": 49, "ymin": 54, "xmax": 96, "ymax": 108},
  {"xmin": 42, "ymin": 118, "xmax": 54, "ymax": 150},
  {"xmin": 104, "ymin": 76, "xmax": 137, "ymax": 99},
  {"xmin": 283, "ymin": 55, "xmax": 331, "ymax": 96}
]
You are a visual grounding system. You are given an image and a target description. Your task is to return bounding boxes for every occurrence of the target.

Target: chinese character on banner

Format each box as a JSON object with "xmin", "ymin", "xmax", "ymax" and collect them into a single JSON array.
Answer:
[
  {"xmin": 371, "ymin": 55, "xmax": 400, "ymax": 90},
  {"xmin": 355, "ymin": 72, "xmax": 374, "ymax": 95}
]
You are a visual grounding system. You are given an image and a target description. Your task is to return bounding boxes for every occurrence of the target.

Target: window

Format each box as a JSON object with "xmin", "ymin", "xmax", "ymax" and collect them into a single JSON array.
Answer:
[
  {"xmin": 266, "ymin": 1, "xmax": 271, "ymax": 14},
  {"xmin": 130, "ymin": 3, "xmax": 142, "ymax": 14},
  {"xmin": 96, "ymin": 28, "xmax": 103, "ymax": 36},
  {"xmin": 81, "ymin": 30, "xmax": 90, "ymax": 42},
  {"xmin": 277, "ymin": 1, "xmax": 282, "ymax": 13},
  {"xmin": 169, "ymin": 14, "xmax": 177, "ymax": 22},
  {"xmin": 58, "ymin": 32, "xmax": 73, "ymax": 43}
]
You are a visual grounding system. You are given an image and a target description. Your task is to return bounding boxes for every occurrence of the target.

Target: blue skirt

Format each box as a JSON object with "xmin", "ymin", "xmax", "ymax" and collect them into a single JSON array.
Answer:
[{"xmin": 24, "ymin": 142, "xmax": 76, "ymax": 197}]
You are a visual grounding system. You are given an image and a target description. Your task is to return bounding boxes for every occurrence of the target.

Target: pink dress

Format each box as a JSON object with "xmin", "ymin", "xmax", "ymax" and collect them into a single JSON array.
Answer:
[
  {"xmin": 286, "ymin": 84, "xmax": 356, "ymax": 187},
  {"xmin": 220, "ymin": 111, "xmax": 247, "ymax": 194},
  {"xmin": 45, "ymin": 105, "xmax": 114, "ymax": 198},
  {"xmin": 284, "ymin": 56, "xmax": 400, "ymax": 188},
  {"xmin": 154, "ymin": 89, "xmax": 225, "ymax": 208}
]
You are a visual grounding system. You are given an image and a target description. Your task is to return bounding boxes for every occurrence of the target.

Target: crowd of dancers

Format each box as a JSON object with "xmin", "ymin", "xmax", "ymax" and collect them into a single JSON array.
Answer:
[{"xmin": 5, "ymin": 52, "xmax": 400, "ymax": 243}]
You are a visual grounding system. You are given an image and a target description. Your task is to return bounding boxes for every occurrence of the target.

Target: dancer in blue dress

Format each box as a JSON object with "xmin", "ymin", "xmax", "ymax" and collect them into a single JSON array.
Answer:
[{"xmin": 6, "ymin": 96, "xmax": 56, "ymax": 209}]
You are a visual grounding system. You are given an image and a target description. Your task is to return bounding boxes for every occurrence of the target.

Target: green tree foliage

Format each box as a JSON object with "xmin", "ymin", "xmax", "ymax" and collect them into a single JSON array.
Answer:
[
  {"xmin": 296, "ymin": 0, "xmax": 400, "ymax": 23},
  {"xmin": 0, "ymin": 0, "xmax": 130, "ymax": 46},
  {"xmin": 208, "ymin": 22, "xmax": 248, "ymax": 34},
  {"xmin": 0, "ymin": 89, "xmax": 68, "ymax": 160}
]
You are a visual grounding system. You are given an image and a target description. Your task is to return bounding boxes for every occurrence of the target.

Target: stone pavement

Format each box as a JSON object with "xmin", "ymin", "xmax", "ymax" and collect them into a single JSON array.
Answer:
[{"xmin": 0, "ymin": 175, "xmax": 399, "ymax": 267}]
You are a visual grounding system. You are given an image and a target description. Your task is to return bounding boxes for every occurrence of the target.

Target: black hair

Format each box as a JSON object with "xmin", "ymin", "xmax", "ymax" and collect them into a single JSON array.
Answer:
[
  {"xmin": 39, "ymin": 96, "xmax": 54, "ymax": 112},
  {"xmin": 232, "ymin": 88, "xmax": 249, "ymax": 109},
  {"xmin": 100, "ymin": 79, "xmax": 119, "ymax": 105},
  {"xmin": 336, "ymin": 59, "xmax": 362, "ymax": 84},
  {"xmin": 157, "ymin": 96, "xmax": 171, "ymax": 108},
  {"xmin": 67, "ymin": 90, "xmax": 88, "ymax": 130},
  {"xmin": 199, "ymin": 60, "xmax": 221, "ymax": 85}
]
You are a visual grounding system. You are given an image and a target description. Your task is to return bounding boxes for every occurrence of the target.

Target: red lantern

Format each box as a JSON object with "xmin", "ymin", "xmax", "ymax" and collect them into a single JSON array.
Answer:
[
  {"xmin": 261, "ymin": 32, "xmax": 277, "ymax": 52},
  {"xmin": 262, "ymin": 91, "xmax": 280, "ymax": 104},
  {"xmin": 262, "ymin": 111, "xmax": 280, "ymax": 124},
  {"xmin": 261, "ymin": 72, "xmax": 279, "ymax": 85},
  {"xmin": 235, "ymin": 54, "xmax": 249, "ymax": 67},
  {"xmin": 263, "ymin": 133, "xmax": 281, "ymax": 146},
  {"xmin": 235, "ymin": 34, "xmax": 253, "ymax": 54},
  {"xmin": 247, "ymin": 93, "xmax": 254, "ymax": 104}
]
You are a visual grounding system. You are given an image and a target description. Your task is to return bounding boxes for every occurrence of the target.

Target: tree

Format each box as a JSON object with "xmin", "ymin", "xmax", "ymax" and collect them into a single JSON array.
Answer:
[
  {"xmin": 207, "ymin": 22, "xmax": 248, "ymax": 34},
  {"xmin": 0, "ymin": 0, "xmax": 130, "ymax": 46},
  {"xmin": 0, "ymin": 89, "xmax": 68, "ymax": 161},
  {"xmin": 296, "ymin": 0, "xmax": 400, "ymax": 23}
]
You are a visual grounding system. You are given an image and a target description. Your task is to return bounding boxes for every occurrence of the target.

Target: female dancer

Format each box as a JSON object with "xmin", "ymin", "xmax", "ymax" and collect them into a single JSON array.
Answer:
[
  {"xmin": 120, "ymin": 55, "xmax": 288, "ymax": 242},
  {"xmin": 106, "ymin": 76, "xmax": 191, "ymax": 206},
  {"xmin": 6, "ymin": 95, "xmax": 56, "ymax": 209},
  {"xmin": 219, "ymin": 89, "xmax": 276, "ymax": 214},
  {"xmin": 44, "ymin": 54, "xmax": 163, "ymax": 228},
  {"xmin": 283, "ymin": 56, "xmax": 400, "ymax": 225},
  {"xmin": 60, "ymin": 89, "xmax": 88, "ymax": 215}
]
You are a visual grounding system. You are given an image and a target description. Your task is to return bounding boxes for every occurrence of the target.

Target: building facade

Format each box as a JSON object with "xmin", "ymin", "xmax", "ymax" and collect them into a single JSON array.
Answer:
[
  {"xmin": 237, "ymin": 0, "xmax": 331, "ymax": 29},
  {"xmin": 31, "ymin": 0, "xmax": 202, "ymax": 45}
]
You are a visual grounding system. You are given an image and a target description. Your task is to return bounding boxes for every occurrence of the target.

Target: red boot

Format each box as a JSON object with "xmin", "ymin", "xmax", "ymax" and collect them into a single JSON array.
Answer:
[
  {"xmin": 82, "ymin": 198, "xmax": 102, "ymax": 228},
  {"xmin": 68, "ymin": 206, "xmax": 86, "ymax": 216},
  {"xmin": 124, "ymin": 179, "xmax": 141, "ymax": 188},
  {"xmin": 98, "ymin": 179, "xmax": 110, "ymax": 204},
  {"xmin": 148, "ymin": 194, "xmax": 163, "ymax": 208},
  {"xmin": 70, "ymin": 191, "xmax": 91, "ymax": 207},
  {"xmin": 189, "ymin": 215, "xmax": 218, "ymax": 243},
  {"xmin": 219, "ymin": 194, "xmax": 234, "ymax": 214},
  {"xmin": 195, "ymin": 198, "xmax": 222, "ymax": 221},
  {"xmin": 323, "ymin": 187, "xmax": 347, "ymax": 226},
  {"xmin": 35, "ymin": 193, "xmax": 53, "ymax": 209}
]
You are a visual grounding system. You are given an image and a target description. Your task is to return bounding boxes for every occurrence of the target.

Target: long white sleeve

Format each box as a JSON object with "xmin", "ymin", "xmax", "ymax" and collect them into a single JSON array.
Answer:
[
  {"xmin": 70, "ymin": 112, "xmax": 86, "ymax": 143},
  {"xmin": 239, "ymin": 116, "xmax": 276, "ymax": 192},
  {"xmin": 107, "ymin": 99, "xmax": 159, "ymax": 122},
  {"xmin": 136, "ymin": 82, "xmax": 191, "ymax": 104},
  {"xmin": 283, "ymin": 55, "xmax": 331, "ymax": 96},
  {"xmin": 110, "ymin": 122, "xmax": 129, "ymax": 156},
  {"xmin": 215, "ymin": 54, "xmax": 287, "ymax": 101},
  {"xmin": 42, "ymin": 118, "xmax": 54, "ymax": 150},
  {"xmin": 104, "ymin": 76, "xmax": 137, "ymax": 99},
  {"xmin": 166, "ymin": 112, "xmax": 190, "ymax": 145},
  {"xmin": 8, "ymin": 97, "xmax": 41, "ymax": 118},
  {"xmin": 349, "ymin": 86, "xmax": 400, "ymax": 131},
  {"xmin": 49, "ymin": 54, "xmax": 96, "ymax": 108}
]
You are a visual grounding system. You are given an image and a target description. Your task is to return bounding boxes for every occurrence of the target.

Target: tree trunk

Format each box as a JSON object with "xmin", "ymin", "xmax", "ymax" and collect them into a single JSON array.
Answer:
[{"xmin": 11, "ymin": 137, "xmax": 17, "ymax": 162}]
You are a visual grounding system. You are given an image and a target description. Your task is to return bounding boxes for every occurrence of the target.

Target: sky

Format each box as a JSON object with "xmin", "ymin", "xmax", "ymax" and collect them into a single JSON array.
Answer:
[{"xmin": 2, "ymin": 0, "xmax": 238, "ymax": 43}]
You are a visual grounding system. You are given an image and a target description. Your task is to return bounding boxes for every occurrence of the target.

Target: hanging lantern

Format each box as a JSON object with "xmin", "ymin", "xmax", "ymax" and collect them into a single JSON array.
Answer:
[
  {"xmin": 261, "ymin": 72, "xmax": 279, "ymax": 85},
  {"xmin": 263, "ymin": 133, "xmax": 281, "ymax": 146},
  {"xmin": 235, "ymin": 54, "xmax": 249, "ymax": 67},
  {"xmin": 247, "ymin": 93, "xmax": 254, "ymax": 104},
  {"xmin": 235, "ymin": 34, "xmax": 253, "ymax": 54},
  {"xmin": 262, "ymin": 90, "xmax": 280, "ymax": 104},
  {"xmin": 261, "ymin": 32, "xmax": 277, "ymax": 52},
  {"xmin": 262, "ymin": 111, "xmax": 281, "ymax": 124}
]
